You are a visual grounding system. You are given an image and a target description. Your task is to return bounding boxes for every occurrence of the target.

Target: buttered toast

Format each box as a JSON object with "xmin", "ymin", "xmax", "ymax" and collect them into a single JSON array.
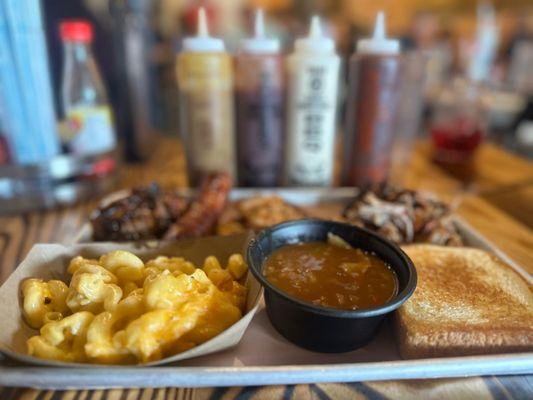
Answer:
[{"xmin": 397, "ymin": 245, "xmax": 533, "ymax": 359}]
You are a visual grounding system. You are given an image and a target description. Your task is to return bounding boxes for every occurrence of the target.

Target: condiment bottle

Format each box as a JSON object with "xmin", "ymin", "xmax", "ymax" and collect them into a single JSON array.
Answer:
[
  {"xmin": 177, "ymin": 8, "xmax": 236, "ymax": 185},
  {"xmin": 283, "ymin": 16, "xmax": 340, "ymax": 186},
  {"xmin": 235, "ymin": 10, "xmax": 284, "ymax": 187},
  {"xmin": 343, "ymin": 12, "xmax": 402, "ymax": 187},
  {"xmin": 60, "ymin": 20, "xmax": 116, "ymax": 156}
]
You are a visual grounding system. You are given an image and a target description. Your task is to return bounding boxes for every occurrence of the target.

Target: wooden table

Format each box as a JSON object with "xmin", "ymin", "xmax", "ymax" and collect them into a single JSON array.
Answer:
[{"xmin": 1, "ymin": 137, "xmax": 532, "ymax": 399}]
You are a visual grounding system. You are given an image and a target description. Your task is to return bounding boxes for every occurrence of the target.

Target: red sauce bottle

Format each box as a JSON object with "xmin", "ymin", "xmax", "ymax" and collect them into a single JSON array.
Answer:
[{"xmin": 343, "ymin": 12, "xmax": 403, "ymax": 187}]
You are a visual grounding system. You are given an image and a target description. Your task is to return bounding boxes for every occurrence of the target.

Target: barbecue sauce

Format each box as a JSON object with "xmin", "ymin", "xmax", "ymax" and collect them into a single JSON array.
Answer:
[{"xmin": 264, "ymin": 241, "xmax": 398, "ymax": 310}]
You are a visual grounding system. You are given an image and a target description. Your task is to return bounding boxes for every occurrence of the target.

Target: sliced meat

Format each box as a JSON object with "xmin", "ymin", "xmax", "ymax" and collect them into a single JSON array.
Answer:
[
  {"xmin": 343, "ymin": 184, "xmax": 463, "ymax": 245},
  {"xmin": 163, "ymin": 172, "xmax": 232, "ymax": 240}
]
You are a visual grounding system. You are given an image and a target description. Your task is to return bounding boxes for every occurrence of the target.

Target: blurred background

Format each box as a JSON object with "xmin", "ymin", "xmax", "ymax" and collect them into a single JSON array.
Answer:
[{"xmin": 0, "ymin": 0, "xmax": 532, "ymax": 211}]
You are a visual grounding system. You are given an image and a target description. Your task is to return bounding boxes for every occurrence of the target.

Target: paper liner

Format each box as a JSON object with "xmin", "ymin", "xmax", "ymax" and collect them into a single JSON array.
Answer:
[{"xmin": 0, "ymin": 232, "xmax": 262, "ymax": 367}]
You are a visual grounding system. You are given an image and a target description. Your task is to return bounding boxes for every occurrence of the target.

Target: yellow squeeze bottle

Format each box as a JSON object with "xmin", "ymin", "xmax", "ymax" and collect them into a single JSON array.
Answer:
[{"xmin": 177, "ymin": 8, "xmax": 236, "ymax": 184}]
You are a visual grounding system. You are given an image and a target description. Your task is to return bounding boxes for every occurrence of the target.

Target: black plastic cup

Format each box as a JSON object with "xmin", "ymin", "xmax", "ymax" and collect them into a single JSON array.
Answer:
[{"xmin": 247, "ymin": 219, "xmax": 417, "ymax": 353}]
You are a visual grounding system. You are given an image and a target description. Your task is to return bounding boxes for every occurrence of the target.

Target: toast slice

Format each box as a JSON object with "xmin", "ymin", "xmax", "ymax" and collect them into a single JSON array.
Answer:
[{"xmin": 397, "ymin": 244, "xmax": 533, "ymax": 359}]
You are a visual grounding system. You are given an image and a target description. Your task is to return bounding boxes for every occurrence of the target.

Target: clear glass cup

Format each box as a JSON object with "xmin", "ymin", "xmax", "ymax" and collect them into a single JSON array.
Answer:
[
  {"xmin": 427, "ymin": 77, "xmax": 487, "ymax": 184},
  {"xmin": 430, "ymin": 78, "xmax": 486, "ymax": 166},
  {"xmin": 390, "ymin": 51, "xmax": 428, "ymax": 184}
]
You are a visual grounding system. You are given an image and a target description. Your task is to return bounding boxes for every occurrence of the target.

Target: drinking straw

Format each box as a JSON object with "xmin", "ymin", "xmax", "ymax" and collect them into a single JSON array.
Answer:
[
  {"xmin": 0, "ymin": 0, "xmax": 59, "ymax": 164},
  {"xmin": 0, "ymin": 4, "xmax": 32, "ymax": 162}
]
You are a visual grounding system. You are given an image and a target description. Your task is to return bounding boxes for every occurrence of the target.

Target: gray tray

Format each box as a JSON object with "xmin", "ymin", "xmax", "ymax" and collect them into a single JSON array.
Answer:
[{"xmin": 1, "ymin": 188, "xmax": 532, "ymax": 389}]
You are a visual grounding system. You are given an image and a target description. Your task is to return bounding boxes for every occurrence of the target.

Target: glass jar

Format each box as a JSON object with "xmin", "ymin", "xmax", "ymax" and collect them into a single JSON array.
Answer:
[{"xmin": 430, "ymin": 78, "xmax": 486, "ymax": 166}]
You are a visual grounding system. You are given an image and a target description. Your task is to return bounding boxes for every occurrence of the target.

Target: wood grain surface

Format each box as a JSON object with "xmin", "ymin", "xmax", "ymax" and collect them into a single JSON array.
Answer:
[
  {"xmin": 481, "ymin": 185, "xmax": 533, "ymax": 229},
  {"xmin": 0, "ymin": 136, "xmax": 532, "ymax": 399}
]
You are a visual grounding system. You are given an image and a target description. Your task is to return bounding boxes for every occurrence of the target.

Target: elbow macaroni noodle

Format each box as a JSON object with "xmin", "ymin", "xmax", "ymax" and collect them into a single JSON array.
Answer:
[
  {"xmin": 21, "ymin": 279, "xmax": 69, "ymax": 329},
  {"xmin": 21, "ymin": 250, "xmax": 248, "ymax": 364}
]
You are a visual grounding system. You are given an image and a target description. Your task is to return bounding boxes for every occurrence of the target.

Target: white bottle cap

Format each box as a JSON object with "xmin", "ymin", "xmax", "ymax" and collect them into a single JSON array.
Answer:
[
  {"xmin": 294, "ymin": 16, "xmax": 335, "ymax": 53},
  {"xmin": 182, "ymin": 7, "xmax": 225, "ymax": 52},
  {"xmin": 357, "ymin": 11, "xmax": 400, "ymax": 54},
  {"xmin": 240, "ymin": 9, "xmax": 280, "ymax": 54}
]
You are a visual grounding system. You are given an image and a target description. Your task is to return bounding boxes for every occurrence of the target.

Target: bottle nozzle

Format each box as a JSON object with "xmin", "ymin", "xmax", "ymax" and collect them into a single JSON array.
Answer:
[
  {"xmin": 294, "ymin": 15, "xmax": 334, "ymax": 53},
  {"xmin": 197, "ymin": 7, "xmax": 209, "ymax": 37},
  {"xmin": 309, "ymin": 15, "xmax": 322, "ymax": 38},
  {"xmin": 356, "ymin": 10, "xmax": 399, "ymax": 54},
  {"xmin": 254, "ymin": 9, "xmax": 265, "ymax": 38},
  {"xmin": 373, "ymin": 11, "xmax": 386, "ymax": 40},
  {"xmin": 182, "ymin": 6, "xmax": 224, "ymax": 52},
  {"xmin": 240, "ymin": 8, "xmax": 279, "ymax": 53}
]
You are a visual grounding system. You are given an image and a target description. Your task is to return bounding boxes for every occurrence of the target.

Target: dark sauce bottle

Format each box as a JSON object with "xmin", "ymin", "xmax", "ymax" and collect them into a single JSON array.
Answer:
[{"xmin": 235, "ymin": 10, "xmax": 284, "ymax": 187}]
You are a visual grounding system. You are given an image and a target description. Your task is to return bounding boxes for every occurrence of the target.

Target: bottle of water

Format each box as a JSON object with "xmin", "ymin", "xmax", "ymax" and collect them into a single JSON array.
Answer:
[{"xmin": 60, "ymin": 20, "xmax": 116, "ymax": 155}]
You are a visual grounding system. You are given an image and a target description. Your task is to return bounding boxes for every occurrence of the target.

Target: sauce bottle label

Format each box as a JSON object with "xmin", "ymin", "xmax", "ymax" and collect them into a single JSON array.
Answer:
[
  {"xmin": 286, "ymin": 61, "xmax": 338, "ymax": 185},
  {"xmin": 64, "ymin": 105, "xmax": 115, "ymax": 155},
  {"xmin": 188, "ymin": 90, "xmax": 234, "ymax": 171}
]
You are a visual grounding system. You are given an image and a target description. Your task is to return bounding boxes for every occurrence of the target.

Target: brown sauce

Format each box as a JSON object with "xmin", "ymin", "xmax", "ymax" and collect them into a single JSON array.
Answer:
[{"xmin": 264, "ymin": 242, "xmax": 398, "ymax": 310}]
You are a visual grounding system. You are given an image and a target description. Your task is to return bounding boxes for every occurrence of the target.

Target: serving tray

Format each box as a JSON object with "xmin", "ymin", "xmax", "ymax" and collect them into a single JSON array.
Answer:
[{"xmin": 1, "ymin": 188, "xmax": 532, "ymax": 389}]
